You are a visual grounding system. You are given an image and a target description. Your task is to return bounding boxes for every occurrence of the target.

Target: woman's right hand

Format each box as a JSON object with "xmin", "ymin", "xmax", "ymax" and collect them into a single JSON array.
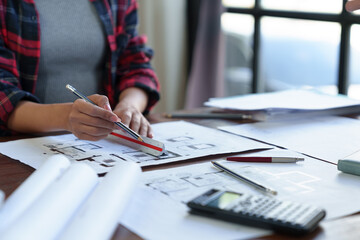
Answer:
[{"xmin": 66, "ymin": 94, "xmax": 120, "ymax": 141}]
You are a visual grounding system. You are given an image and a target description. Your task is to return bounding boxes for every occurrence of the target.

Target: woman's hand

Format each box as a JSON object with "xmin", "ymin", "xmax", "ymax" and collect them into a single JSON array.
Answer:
[
  {"xmin": 113, "ymin": 87, "xmax": 153, "ymax": 138},
  {"xmin": 113, "ymin": 101, "xmax": 153, "ymax": 138},
  {"xmin": 7, "ymin": 89, "xmax": 151, "ymax": 141},
  {"xmin": 66, "ymin": 94, "xmax": 121, "ymax": 141}
]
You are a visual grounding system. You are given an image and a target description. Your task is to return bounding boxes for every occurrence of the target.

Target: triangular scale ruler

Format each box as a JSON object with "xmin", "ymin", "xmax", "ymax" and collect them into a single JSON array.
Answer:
[{"xmin": 109, "ymin": 131, "xmax": 165, "ymax": 157}]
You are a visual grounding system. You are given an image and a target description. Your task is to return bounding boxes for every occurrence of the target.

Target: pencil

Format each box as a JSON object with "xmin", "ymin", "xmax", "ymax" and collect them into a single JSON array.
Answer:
[
  {"xmin": 211, "ymin": 161, "xmax": 277, "ymax": 195},
  {"xmin": 164, "ymin": 112, "xmax": 252, "ymax": 120},
  {"xmin": 66, "ymin": 84, "xmax": 144, "ymax": 142}
]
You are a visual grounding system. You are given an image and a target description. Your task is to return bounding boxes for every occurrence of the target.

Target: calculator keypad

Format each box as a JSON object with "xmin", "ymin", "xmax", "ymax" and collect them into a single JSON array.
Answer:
[{"xmin": 225, "ymin": 194, "xmax": 323, "ymax": 227}]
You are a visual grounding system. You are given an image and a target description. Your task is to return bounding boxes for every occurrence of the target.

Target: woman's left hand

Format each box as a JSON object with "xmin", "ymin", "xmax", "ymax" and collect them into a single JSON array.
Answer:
[
  {"xmin": 113, "ymin": 87, "xmax": 153, "ymax": 138},
  {"xmin": 113, "ymin": 102, "xmax": 153, "ymax": 138}
]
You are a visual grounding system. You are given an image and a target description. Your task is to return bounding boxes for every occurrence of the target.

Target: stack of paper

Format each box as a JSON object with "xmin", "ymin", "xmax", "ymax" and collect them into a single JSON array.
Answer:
[
  {"xmin": 0, "ymin": 155, "xmax": 141, "ymax": 240},
  {"xmin": 204, "ymin": 89, "xmax": 360, "ymax": 120}
]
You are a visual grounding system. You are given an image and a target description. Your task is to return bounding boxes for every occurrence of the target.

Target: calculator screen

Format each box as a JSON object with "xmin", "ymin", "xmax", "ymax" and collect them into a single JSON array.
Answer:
[{"xmin": 207, "ymin": 192, "xmax": 241, "ymax": 209}]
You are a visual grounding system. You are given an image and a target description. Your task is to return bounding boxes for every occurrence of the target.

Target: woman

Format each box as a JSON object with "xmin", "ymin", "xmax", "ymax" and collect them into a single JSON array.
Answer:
[{"xmin": 0, "ymin": 0, "xmax": 160, "ymax": 141}]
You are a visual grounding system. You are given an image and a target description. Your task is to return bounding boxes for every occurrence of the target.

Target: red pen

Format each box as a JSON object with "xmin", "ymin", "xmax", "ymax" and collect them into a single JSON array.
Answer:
[{"xmin": 226, "ymin": 156, "xmax": 304, "ymax": 163}]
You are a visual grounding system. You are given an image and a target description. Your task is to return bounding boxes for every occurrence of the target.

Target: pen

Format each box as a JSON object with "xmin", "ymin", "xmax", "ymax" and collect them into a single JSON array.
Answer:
[
  {"xmin": 226, "ymin": 157, "xmax": 304, "ymax": 163},
  {"xmin": 66, "ymin": 84, "xmax": 144, "ymax": 142},
  {"xmin": 164, "ymin": 112, "xmax": 252, "ymax": 120},
  {"xmin": 211, "ymin": 161, "xmax": 277, "ymax": 195}
]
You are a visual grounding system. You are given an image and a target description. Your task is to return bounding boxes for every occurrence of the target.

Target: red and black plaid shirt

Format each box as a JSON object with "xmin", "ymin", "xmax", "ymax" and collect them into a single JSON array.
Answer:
[{"xmin": 0, "ymin": 0, "xmax": 160, "ymax": 136}]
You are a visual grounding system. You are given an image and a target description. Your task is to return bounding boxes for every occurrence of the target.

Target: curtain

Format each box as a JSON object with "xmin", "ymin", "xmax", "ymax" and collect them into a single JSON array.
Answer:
[
  {"xmin": 138, "ymin": 0, "xmax": 187, "ymax": 113},
  {"xmin": 185, "ymin": 0, "xmax": 225, "ymax": 109}
]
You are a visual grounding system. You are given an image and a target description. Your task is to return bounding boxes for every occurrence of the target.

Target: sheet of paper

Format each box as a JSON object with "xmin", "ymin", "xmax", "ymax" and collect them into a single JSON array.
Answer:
[
  {"xmin": 120, "ymin": 186, "xmax": 270, "ymax": 240},
  {"xmin": 119, "ymin": 149, "xmax": 360, "ymax": 240},
  {"xmin": 219, "ymin": 116, "xmax": 360, "ymax": 163},
  {"xmin": 0, "ymin": 155, "xmax": 71, "ymax": 233},
  {"xmin": 205, "ymin": 89, "xmax": 360, "ymax": 111},
  {"xmin": 58, "ymin": 161, "xmax": 141, "ymax": 240},
  {"xmin": 0, "ymin": 121, "xmax": 270, "ymax": 174},
  {"xmin": 317, "ymin": 214, "xmax": 360, "ymax": 240}
]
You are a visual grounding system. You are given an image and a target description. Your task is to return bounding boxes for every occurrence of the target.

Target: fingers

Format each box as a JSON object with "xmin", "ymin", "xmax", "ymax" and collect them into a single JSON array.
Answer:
[
  {"xmin": 72, "ymin": 99, "xmax": 117, "ymax": 126},
  {"xmin": 89, "ymin": 94, "xmax": 113, "ymax": 111},
  {"xmin": 68, "ymin": 95, "xmax": 120, "ymax": 141},
  {"xmin": 86, "ymin": 95, "xmax": 119, "ymax": 121},
  {"xmin": 121, "ymin": 111, "xmax": 153, "ymax": 138},
  {"xmin": 129, "ymin": 115, "xmax": 153, "ymax": 138},
  {"xmin": 346, "ymin": 0, "xmax": 360, "ymax": 12},
  {"xmin": 114, "ymin": 105, "xmax": 153, "ymax": 138},
  {"xmin": 69, "ymin": 94, "xmax": 153, "ymax": 141}
]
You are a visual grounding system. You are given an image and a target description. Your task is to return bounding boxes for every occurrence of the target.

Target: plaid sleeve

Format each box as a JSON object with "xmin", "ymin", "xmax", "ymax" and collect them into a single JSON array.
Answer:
[
  {"xmin": 0, "ymin": 48, "xmax": 38, "ymax": 135},
  {"xmin": 116, "ymin": 0, "xmax": 160, "ymax": 114},
  {"xmin": 0, "ymin": 3, "xmax": 39, "ymax": 136}
]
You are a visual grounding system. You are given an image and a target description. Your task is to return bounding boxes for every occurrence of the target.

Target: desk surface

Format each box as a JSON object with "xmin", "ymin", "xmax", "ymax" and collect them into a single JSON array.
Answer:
[{"xmin": 0, "ymin": 111, "xmax": 358, "ymax": 240}]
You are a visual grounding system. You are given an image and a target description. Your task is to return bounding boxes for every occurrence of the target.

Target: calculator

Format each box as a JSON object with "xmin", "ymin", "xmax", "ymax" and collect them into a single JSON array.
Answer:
[{"xmin": 187, "ymin": 189, "xmax": 326, "ymax": 235}]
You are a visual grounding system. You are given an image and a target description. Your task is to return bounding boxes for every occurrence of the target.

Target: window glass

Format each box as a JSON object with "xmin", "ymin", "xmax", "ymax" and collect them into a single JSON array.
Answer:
[
  {"xmin": 222, "ymin": 0, "xmax": 254, "ymax": 8},
  {"xmin": 260, "ymin": 17, "xmax": 341, "ymax": 94},
  {"xmin": 348, "ymin": 24, "xmax": 360, "ymax": 100},
  {"xmin": 261, "ymin": 0, "xmax": 342, "ymax": 14},
  {"xmin": 222, "ymin": 13, "xmax": 254, "ymax": 96}
]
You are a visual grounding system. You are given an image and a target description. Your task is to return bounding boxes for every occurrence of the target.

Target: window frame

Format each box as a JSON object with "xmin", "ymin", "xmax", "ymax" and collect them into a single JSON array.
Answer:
[{"xmin": 225, "ymin": 0, "xmax": 360, "ymax": 94}]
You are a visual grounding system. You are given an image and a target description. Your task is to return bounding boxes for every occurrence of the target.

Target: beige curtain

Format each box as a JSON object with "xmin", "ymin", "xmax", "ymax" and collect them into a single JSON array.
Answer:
[{"xmin": 138, "ymin": 0, "xmax": 187, "ymax": 113}]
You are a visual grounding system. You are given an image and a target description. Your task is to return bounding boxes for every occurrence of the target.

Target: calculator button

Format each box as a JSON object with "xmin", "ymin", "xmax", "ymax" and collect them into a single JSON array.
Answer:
[
  {"xmin": 277, "ymin": 203, "xmax": 304, "ymax": 221},
  {"xmin": 263, "ymin": 201, "xmax": 293, "ymax": 220},
  {"xmin": 294, "ymin": 206, "xmax": 321, "ymax": 225}
]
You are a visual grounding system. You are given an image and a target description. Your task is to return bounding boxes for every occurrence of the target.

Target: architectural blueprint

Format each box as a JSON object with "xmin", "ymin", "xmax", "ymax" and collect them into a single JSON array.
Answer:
[
  {"xmin": 119, "ymin": 149, "xmax": 360, "ymax": 240},
  {"xmin": 0, "ymin": 121, "xmax": 270, "ymax": 174}
]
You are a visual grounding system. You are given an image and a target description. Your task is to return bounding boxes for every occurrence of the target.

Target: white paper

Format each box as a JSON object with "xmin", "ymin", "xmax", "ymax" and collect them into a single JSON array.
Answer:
[
  {"xmin": 120, "ymin": 186, "xmax": 270, "ymax": 240},
  {"xmin": 0, "ymin": 121, "xmax": 270, "ymax": 174},
  {"xmin": 205, "ymin": 89, "xmax": 360, "ymax": 111},
  {"xmin": 219, "ymin": 116, "xmax": 360, "ymax": 163},
  {"xmin": 1, "ymin": 163, "xmax": 98, "ymax": 240},
  {"xmin": 0, "ymin": 155, "xmax": 71, "ymax": 233},
  {"xmin": 318, "ymin": 214, "xmax": 360, "ymax": 240},
  {"xmin": 119, "ymin": 149, "xmax": 360, "ymax": 240},
  {"xmin": 59, "ymin": 161, "xmax": 141, "ymax": 240}
]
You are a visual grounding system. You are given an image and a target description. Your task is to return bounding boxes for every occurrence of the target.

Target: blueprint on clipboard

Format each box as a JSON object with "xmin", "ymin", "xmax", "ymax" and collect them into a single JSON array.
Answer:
[{"xmin": 0, "ymin": 121, "xmax": 271, "ymax": 174}]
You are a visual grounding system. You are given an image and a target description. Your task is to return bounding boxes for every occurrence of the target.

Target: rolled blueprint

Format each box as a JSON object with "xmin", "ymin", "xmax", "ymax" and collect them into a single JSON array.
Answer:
[
  {"xmin": 58, "ymin": 161, "xmax": 141, "ymax": 240},
  {"xmin": 0, "ymin": 155, "xmax": 71, "ymax": 233},
  {"xmin": 1, "ymin": 162, "xmax": 98, "ymax": 240}
]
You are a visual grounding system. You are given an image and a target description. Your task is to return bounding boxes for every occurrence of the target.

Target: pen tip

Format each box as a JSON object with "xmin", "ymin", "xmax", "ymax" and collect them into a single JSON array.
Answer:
[{"xmin": 138, "ymin": 136, "xmax": 144, "ymax": 142}]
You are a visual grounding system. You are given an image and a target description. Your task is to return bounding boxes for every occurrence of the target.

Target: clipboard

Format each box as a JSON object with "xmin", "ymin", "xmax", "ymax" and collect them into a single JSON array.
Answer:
[{"xmin": 109, "ymin": 131, "xmax": 166, "ymax": 157}]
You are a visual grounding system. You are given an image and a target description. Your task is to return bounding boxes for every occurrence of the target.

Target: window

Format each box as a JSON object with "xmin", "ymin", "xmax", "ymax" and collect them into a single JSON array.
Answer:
[{"xmin": 222, "ymin": 0, "xmax": 360, "ymax": 100}]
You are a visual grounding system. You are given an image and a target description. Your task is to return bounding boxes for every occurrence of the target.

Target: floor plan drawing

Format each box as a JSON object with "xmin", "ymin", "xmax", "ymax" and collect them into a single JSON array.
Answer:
[
  {"xmin": 139, "ymin": 155, "xmax": 360, "ymax": 220},
  {"xmin": 144, "ymin": 165, "xmax": 320, "ymax": 204},
  {"xmin": 0, "ymin": 121, "xmax": 271, "ymax": 174}
]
